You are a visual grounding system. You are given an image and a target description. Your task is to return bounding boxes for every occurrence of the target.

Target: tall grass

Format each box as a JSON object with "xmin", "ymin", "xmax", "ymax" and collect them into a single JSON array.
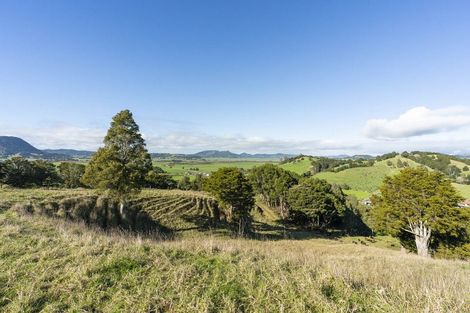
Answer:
[{"xmin": 0, "ymin": 210, "xmax": 468, "ymax": 313}]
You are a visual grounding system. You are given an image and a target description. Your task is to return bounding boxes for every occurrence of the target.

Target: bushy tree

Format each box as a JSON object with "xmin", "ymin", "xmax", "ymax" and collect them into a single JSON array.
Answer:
[
  {"xmin": 190, "ymin": 173, "xmax": 206, "ymax": 191},
  {"xmin": 31, "ymin": 160, "xmax": 61, "ymax": 186},
  {"xmin": 59, "ymin": 162, "xmax": 86, "ymax": 188},
  {"xmin": 204, "ymin": 167, "xmax": 254, "ymax": 235},
  {"xmin": 145, "ymin": 169, "xmax": 177, "ymax": 189},
  {"xmin": 0, "ymin": 157, "xmax": 35, "ymax": 187},
  {"xmin": 287, "ymin": 178, "xmax": 346, "ymax": 229},
  {"xmin": 177, "ymin": 176, "xmax": 192, "ymax": 190},
  {"xmin": 0, "ymin": 157, "xmax": 60, "ymax": 187},
  {"xmin": 81, "ymin": 110, "xmax": 152, "ymax": 211},
  {"xmin": 248, "ymin": 164, "xmax": 298, "ymax": 218},
  {"xmin": 372, "ymin": 168, "xmax": 468, "ymax": 257}
]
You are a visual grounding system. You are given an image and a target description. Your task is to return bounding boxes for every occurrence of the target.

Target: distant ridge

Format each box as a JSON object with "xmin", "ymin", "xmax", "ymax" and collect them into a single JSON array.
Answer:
[
  {"xmin": 191, "ymin": 150, "xmax": 294, "ymax": 159},
  {"xmin": 42, "ymin": 149, "xmax": 94, "ymax": 159},
  {"xmin": 0, "ymin": 136, "xmax": 43, "ymax": 157}
]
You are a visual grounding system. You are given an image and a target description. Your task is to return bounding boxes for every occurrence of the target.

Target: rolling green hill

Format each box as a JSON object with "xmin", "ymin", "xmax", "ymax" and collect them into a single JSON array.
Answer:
[{"xmin": 278, "ymin": 156, "xmax": 314, "ymax": 174}]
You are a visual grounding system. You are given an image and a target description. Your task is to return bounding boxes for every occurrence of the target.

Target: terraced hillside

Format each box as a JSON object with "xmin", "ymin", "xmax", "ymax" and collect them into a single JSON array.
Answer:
[{"xmin": 0, "ymin": 188, "xmax": 220, "ymax": 232}]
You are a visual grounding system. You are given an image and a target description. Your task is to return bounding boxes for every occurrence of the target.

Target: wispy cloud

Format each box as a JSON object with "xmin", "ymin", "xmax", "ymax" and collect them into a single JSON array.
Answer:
[
  {"xmin": 2, "ymin": 125, "xmax": 106, "ymax": 150},
  {"xmin": 364, "ymin": 106, "xmax": 470, "ymax": 139},
  {"xmin": 1, "ymin": 123, "xmax": 360, "ymax": 154},
  {"xmin": 146, "ymin": 133, "xmax": 361, "ymax": 154}
]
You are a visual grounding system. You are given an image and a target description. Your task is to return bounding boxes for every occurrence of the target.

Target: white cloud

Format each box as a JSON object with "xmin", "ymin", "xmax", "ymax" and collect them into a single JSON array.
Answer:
[
  {"xmin": 364, "ymin": 106, "xmax": 470, "ymax": 139},
  {"xmin": 2, "ymin": 125, "xmax": 106, "ymax": 150},
  {"xmin": 146, "ymin": 133, "xmax": 361, "ymax": 154},
  {"xmin": 0, "ymin": 123, "xmax": 360, "ymax": 155}
]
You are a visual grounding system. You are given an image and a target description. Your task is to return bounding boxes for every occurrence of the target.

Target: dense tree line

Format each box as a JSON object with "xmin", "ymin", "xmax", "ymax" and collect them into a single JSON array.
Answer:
[{"xmin": 402, "ymin": 151, "xmax": 465, "ymax": 181}]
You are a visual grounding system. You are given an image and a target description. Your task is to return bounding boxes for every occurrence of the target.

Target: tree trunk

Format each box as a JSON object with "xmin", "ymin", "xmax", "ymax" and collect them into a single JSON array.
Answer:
[
  {"xmin": 407, "ymin": 221, "xmax": 431, "ymax": 258},
  {"xmin": 119, "ymin": 200, "xmax": 126, "ymax": 220}
]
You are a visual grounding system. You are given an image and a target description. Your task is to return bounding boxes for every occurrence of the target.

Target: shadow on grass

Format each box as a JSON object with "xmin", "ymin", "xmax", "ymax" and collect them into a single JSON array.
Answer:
[{"xmin": 12, "ymin": 197, "xmax": 175, "ymax": 240}]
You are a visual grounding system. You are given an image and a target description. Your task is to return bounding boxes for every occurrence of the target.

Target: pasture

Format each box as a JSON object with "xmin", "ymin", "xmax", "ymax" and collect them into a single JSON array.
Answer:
[
  {"xmin": 0, "ymin": 206, "xmax": 469, "ymax": 312},
  {"xmin": 153, "ymin": 160, "xmax": 274, "ymax": 180}
]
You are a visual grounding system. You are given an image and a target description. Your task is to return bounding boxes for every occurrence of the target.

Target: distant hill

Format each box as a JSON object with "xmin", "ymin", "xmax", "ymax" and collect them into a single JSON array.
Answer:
[
  {"xmin": 192, "ymin": 150, "xmax": 294, "ymax": 160},
  {"xmin": 328, "ymin": 154, "xmax": 374, "ymax": 160},
  {"xmin": 192, "ymin": 150, "xmax": 240, "ymax": 158},
  {"xmin": 0, "ymin": 136, "xmax": 44, "ymax": 157},
  {"xmin": 42, "ymin": 149, "xmax": 94, "ymax": 159}
]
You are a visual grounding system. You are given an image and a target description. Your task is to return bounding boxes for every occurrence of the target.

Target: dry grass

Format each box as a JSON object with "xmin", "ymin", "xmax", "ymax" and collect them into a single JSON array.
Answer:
[{"xmin": 1, "ymin": 210, "xmax": 469, "ymax": 313}]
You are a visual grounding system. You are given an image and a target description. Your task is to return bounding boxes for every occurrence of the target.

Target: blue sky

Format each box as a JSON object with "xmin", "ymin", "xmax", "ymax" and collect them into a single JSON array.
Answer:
[{"xmin": 1, "ymin": 0, "xmax": 470, "ymax": 154}]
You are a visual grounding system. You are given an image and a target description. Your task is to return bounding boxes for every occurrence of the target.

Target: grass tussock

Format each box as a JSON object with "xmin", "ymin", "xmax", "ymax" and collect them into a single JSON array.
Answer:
[{"xmin": 0, "ymin": 210, "xmax": 469, "ymax": 313}]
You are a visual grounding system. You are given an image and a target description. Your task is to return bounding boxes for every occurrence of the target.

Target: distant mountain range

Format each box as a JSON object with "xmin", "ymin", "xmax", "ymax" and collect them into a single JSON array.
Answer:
[
  {"xmin": 0, "ymin": 136, "xmax": 92, "ymax": 160},
  {"xmin": 4, "ymin": 136, "xmax": 468, "ymax": 162},
  {"xmin": 42, "ymin": 149, "xmax": 94, "ymax": 159},
  {"xmin": 190, "ymin": 150, "xmax": 294, "ymax": 159},
  {"xmin": 0, "ymin": 136, "xmax": 293, "ymax": 160}
]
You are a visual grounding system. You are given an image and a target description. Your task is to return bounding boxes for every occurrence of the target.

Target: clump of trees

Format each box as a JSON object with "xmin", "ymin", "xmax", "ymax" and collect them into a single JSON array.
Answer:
[
  {"xmin": 287, "ymin": 178, "xmax": 346, "ymax": 229},
  {"xmin": 247, "ymin": 164, "xmax": 352, "ymax": 230},
  {"xmin": 311, "ymin": 157, "xmax": 371, "ymax": 174},
  {"xmin": 248, "ymin": 164, "xmax": 298, "ymax": 218},
  {"xmin": 0, "ymin": 157, "xmax": 61, "ymax": 187},
  {"xmin": 372, "ymin": 168, "xmax": 469, "ymax": 257},
  {"xmin": 203, "ymin": 167, "xmax": 254, "ymax": 235},
  {"xmin": 58, "ymin": 162, "xmax": 86, "ymax": 188},
  {"xmin": 145, "ymin": 167, "xmax": 177, "ymax": 189}
]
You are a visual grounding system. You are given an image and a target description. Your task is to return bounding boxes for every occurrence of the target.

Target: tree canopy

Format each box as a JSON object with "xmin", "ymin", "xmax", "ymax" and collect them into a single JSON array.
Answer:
[
  {"xmin": 204, "ymin": 167, "xmax": 254, "ymax": 234},
  {"xmin": 372, "ymin": 167, "xmax": 469, "ymax": 256},
  {"xmin": 287, "ymin": 177, "xmax": 346, "ymax": 229},
  {"xmin": 81, "ymin": 110, "xmax": 152, "ymax": 203},
  {"xmin": 0, "ymin": 157, "xmax": 60, "ymax": 187},
  {"xmin": 248, "ymin": 164, "xmax": 298, "ymax": 218}
]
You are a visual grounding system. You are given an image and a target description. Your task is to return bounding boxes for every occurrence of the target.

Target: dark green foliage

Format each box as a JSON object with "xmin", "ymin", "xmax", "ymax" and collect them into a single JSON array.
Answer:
[
  {"xmin": 204, "ymin": 167, "xmax": 254, "ymax": 234},
  {"xmin": 191, "ymin": 174, "xmax": 207, "ymax": 191},
  {"xmin": 311, "ymin": 157, "xmax": 370, "ymax": 174},
  {"xmin": 59, "ymin": 162, "xmax": 86, "ymax": 188},
  {"xmin": 287, "ymin": 178, "xmax": 346, "ymax": 229},
  {"xmin": 248, "ymin": 164, "xmax": 298, "ymax": 218},
  {"xmin": 403, "ymin": 151, "xmax": 469, "ymax": 181},
  {"xmin": 145, "ymin": 170, "xmax": 177, "ymax": 189},
  {"xmin": 0, "ymin": 157, "xmax": 35, "ymax": 187},
  {"xmin": 375, "ymin": 152, "xmax": 399, "ymax": 161},
  {"xmin": 0, "ymin": 157, "xmax": 61, "ymax": 187},
  {"xmin": 81, "ymin": 110, "xmax": 152, "ymax": 202},
  {"xmin": 177, "ymin": 176, "xmax": 192, "ymax": 190},
  {"xmin": 279, "ymin": 154, "xmax": 307, "ymax": 164},
  {"xmin": 372, "ymin": 168, "xmax": 469, "ymax": 254}
]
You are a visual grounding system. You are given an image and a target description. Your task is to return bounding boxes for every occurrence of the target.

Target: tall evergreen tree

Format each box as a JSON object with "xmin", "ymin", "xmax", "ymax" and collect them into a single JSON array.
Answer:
[{"xmin": 81, "ymin": 110, "xmax": 152, "ymax": 212}]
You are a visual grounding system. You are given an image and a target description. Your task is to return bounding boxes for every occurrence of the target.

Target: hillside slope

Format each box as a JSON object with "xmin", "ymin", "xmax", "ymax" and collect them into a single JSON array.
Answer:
[
  {"xmin": 0, "ymin": 210, "xmax": 468, "ymax": 312},
  {"xmin": 0, "ymin": 136, "xmax": 43, "ymax": 157}
]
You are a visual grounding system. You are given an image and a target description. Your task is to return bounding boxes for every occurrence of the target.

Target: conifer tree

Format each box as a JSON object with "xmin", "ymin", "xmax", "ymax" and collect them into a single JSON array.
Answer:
[{"xmin": 81, "ymin": 110, "xmax": 152, "ymax": 213}]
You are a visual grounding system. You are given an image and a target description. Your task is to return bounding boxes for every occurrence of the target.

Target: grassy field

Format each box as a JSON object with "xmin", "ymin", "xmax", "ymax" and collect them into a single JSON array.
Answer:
[
  {"xmin": 0, "ymin": 208, "xmax": 468, "ymax": 312},
  {"xmin": 313, "ymin": 157, "xmax": 405, "ymax": 198},
  {"xmin": 452, "ymin": 183, "xmax": 470, "ymax": 198},
  {"xmin": 153, "ymin": 160, "xmax": 273, "ymax": 180},
  {"xmin": 278, "ymin": 156, "xmax": 313, "ymax": 174},
  {"xmin": 312, "ymin": 156, "xmax": 442, "ymax": 199}
]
